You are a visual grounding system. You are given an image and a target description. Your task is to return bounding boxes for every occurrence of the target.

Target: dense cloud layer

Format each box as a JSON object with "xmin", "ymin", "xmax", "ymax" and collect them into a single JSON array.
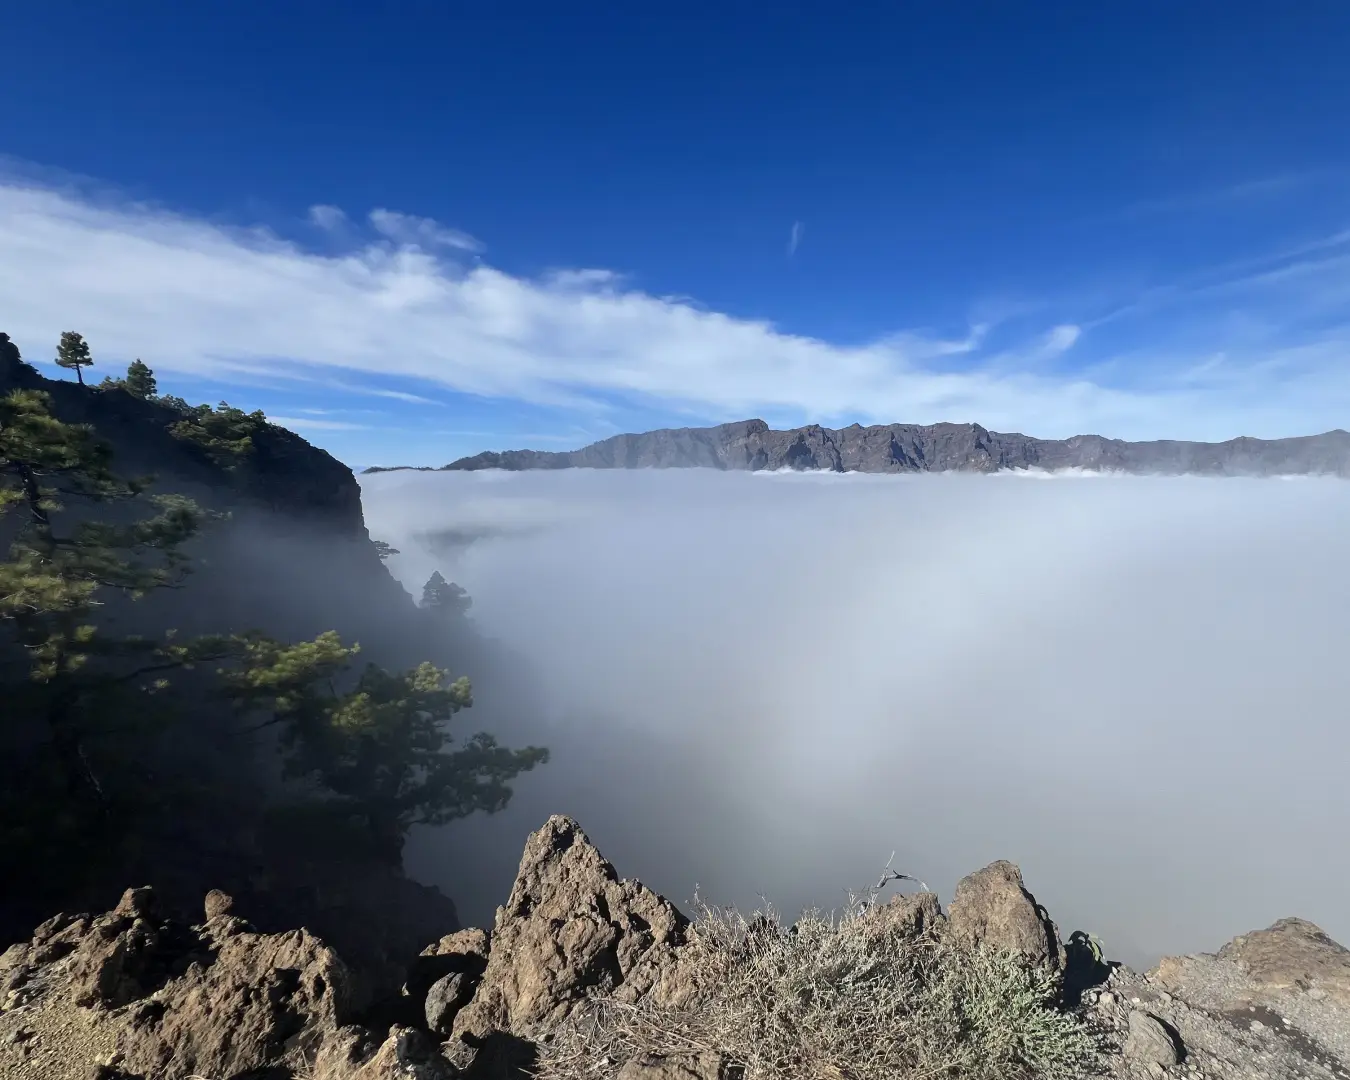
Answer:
[{"xmin": 360, "ymin": 467, "xmax": 1350, "ymax": 968}]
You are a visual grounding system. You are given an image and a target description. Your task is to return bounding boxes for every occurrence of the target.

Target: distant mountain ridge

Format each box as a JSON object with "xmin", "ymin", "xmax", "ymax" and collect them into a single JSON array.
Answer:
[{"xmin": 364, "ymin": 419, "xmax": 1350, "ymax": 477}]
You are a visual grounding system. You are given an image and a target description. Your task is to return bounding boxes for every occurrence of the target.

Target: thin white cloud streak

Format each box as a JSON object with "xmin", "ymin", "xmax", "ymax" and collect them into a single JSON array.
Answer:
[
  {"xmin": 363, "ymin": 468, "xmax": 1350, "ymax": 968},
  {"xmin": 267, "ymin": 415, "xmax": 371, "ymax": 431},
  {"xmin": 788, "ymin": 220, "xmax": 803, "ymax": 256},
  {"xmin": 2, "ymin": 177, "xmax": 1350, "ymax": 440},
  {"xmin": 1115, "ymin": 171, "xmax": 1329, "ymax": 220},
  {"xmin": 308, "ymin": 204, "xmax": 348, "ymax": 231},
  {"xmin": 368, "ymin": 208, "xmax": 484, "ymax": 253}
]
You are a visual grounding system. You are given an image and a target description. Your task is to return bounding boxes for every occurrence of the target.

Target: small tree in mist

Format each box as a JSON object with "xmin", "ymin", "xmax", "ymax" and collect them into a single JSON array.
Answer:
[
  {"xmin": 222, "ymin": 631, "xmax": 548, "ymax": 862},
  {"xmin": 373, "ymin": 539, "xmax": 400, "ymax": 560},
  {"xmin": 123, "ymin": 359, "xmax": 158, "ymax": 399},
  {"xmin": 420, "ymin": 570, "xmax": 471, "ymax": 616},
  {"xmin": 54, "ymin": 331, "xmax": 94, "ymax": 386}
]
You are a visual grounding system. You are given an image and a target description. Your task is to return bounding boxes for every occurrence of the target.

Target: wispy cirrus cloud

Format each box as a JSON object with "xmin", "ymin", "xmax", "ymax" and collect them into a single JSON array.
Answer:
[
  {"xmin": 308, "ymin": 204, "xmax": 349, "ymax": 231},
  {"xmin": 2, "ymin": 172, "xmax": 1349, "ymax": 443},
  {"xmin": 788, "ymin": 220, "xmax": 803, "ymax": 256},
  {"xmin": 368, "ymin": 208, "xmax": 483, "ymax": 253},
  {"xmin": 1099, "ymin": 169, "xmax": 1345, "ymax": 224},
  {"xmin": 267, "ymin": 415, "xmax": 372, "ymax": 431}
]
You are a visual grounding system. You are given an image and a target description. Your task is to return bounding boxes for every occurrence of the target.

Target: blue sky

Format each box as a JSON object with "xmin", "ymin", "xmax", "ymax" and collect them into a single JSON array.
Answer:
[{"xmin": 2, "ymin": 3, "xmax": 1349, "ymax": 466}]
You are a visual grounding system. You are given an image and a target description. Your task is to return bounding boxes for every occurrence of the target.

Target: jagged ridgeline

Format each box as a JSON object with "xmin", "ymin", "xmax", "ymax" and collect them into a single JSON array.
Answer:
[
  {"xmin": 0, "ymin": 333, "xmax": 548, "ymax": 986},
  {"xmin": 366, "ymin": 418, "xmax": 1350, "ymax": 476}
]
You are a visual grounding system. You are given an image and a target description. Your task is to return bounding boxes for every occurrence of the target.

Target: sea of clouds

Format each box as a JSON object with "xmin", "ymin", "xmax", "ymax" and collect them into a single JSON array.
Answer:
[{"xmin": 359, "ymin": 466, "xmax": 1350, "ymax": 968}]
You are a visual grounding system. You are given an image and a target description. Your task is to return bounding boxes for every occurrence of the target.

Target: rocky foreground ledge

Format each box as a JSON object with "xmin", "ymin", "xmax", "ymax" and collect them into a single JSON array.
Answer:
[{"xmin": 1, "ymin": 816, "xmax": 1347, "ymax": 1080}]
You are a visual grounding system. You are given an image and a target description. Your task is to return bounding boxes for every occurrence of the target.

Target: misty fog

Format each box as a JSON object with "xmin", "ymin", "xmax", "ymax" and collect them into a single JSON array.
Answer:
[{"xmin": 359, "ymin": 466, "xmax": 1350, "ymax": 970}]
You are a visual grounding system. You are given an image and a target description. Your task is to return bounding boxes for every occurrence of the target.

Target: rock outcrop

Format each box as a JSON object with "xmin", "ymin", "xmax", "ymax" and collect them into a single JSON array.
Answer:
[
  {"xmin": 945, "ymin": 859, "xmax": 1066, "ymax": 975},
  {"xmin": 449, "ymin": 816, "xmax": 699, "ymax": 1047},
  {"xmin": 0, "ymin": 887, "xmax": 355, "ymax": 1079},
  {"xmin": 1, "ymin": 817, "xmax": 1346, "ymax": 1080},
  {"xmin": 1217, "ymin": 917, "xmax": 1350, "ymax": 1009},
  {"xmin": 0, "ymin": 349, "xmax": 367, "ymax": 535},
  {"xmin": 366, "ymin": 418, "xmax": 1350, "ymax": 477}
]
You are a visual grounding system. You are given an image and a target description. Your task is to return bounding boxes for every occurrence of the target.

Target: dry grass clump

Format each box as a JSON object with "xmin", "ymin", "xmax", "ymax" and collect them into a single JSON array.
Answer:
[{"xmin": 536, "ymin": 893, "xmax": 1103, "ymax": 1080}]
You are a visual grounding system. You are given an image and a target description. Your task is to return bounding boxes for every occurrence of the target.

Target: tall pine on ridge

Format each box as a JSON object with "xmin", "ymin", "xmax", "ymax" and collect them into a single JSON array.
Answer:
[{"xmin": 54, "ymin": 331, "xmax": 94, "ymax": 386}]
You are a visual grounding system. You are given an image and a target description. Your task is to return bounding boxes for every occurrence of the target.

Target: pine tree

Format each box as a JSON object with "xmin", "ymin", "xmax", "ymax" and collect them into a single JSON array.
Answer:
[
  {"xmin": 221, "ymin": 632, "xmax": 548, "ymax": 862},
  {"xmin": 373, "ymin": 539, "xmax": 400, "ymax": 560},
  {"xmin": 0, "ymin": 388, "xmax": 223, "ymax": 802},
  {"xmin": 169, "ymin": 401, "xmax": 269, "ymax": 470},
  {"xmin": 54, "ymin": 331, "xmax": 94, "ymax": 386},
  {"xmin": 420, "ymin": 570, "xmax": 471, "ymax": 616},
  {"xmin": 123, "ymin": 359, "xmax": 157, "ymax": 399}
]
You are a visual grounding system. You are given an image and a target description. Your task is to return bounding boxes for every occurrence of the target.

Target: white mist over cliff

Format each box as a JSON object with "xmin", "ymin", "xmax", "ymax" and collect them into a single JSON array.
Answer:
[{"xmin": 360, "ymin": 467, "xmax": 1350, "ymax": 968}]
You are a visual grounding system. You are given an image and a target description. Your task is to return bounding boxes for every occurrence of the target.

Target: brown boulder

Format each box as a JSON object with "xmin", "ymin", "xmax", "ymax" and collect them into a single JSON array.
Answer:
[
  {"xmin": 66, "ymin": 888, "xmax": 207, "ymax": 1009},
  {"xmin": 1218, "ymin": 917, "xmax": 1350, "ymax": 1008},
  {"xmin": 410, "ymin": 927, "xmax": 492, "ymax": 1035},
  {"xmin": 944, "ymin": 860, "xmax": 1065, "ymax": 973},
  {"xmin": 118, "ymin": 917, "xmax": 354, "ymax": 1079},
  {"xmin": 318, "ymin": 1024, "xmax": 458, "ymax": 1080},
  {"xmin": 868, "ymin": 890, "xmax": 944, "ymax": 941},
  {"xmin": 1123, "ymin": 1010, "xmax": 1184, "ymax": 1067},
  {"xmin": 202, "ymin": 889, "xmax": 235, "ymax": 921},
  {"xmin": 451, "ymin": 816, "xmax": 698, "ymax": 1045},
  {"xmin": 4, "ymin": 887, "xmax": 358, "ymax": 1080}
]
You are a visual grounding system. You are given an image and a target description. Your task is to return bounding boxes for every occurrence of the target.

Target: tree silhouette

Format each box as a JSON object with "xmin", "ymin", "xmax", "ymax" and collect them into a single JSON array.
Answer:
[
  {"xmin": 420, "ymin": 570, "xmax": 471, "ymax": 616},
  {"xmin": 54, "ymin": 331, "xmax": 94, "ymax": 386},
  {"xmin": 222, "ymin": 632, "xmax": 547, "ymax": 862},
  {"xmin": 123, "ymin": 359, "xmax": 158, "ymax": 399}
]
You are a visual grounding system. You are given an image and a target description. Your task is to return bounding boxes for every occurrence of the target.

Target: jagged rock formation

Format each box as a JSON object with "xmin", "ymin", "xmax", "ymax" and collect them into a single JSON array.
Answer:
[
  {"xmin": 448, "ymin": 815, "xmax": 700, "ymax": 1047},
  {"xmin": 2, "ymin": 814, "xmax": 1344, "ymax": 1080},
  {"xmin": 365, "ymin": 419, "xmax": 1350, "ymax": 477}
]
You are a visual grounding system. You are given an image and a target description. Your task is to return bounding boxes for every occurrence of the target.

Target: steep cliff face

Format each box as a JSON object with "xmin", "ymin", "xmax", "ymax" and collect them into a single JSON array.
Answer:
[
  {"xmin": 372, "ymin": 419, "xmax": 1350, "ymax": 477},
  {"xmin": 1, "ymin": 354, "xmax": 464, "ymax": 987},
  {"xmin": 0, "ymin": 355, "xmax": 367, "ymax": 535}
]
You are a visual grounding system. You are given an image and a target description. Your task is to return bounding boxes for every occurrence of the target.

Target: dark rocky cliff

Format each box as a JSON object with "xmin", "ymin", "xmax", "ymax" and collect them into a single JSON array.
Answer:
[
  {"xmin": 0, "ymin": 352, "xmax": 469, "ymax": 994},
  {"xmin": 369, "ymin": 419, "xmax": 1350, "ymax": 477},
  {"xmin": 0, "ymin": 354, "xmax": 367, "ymax": 534}
]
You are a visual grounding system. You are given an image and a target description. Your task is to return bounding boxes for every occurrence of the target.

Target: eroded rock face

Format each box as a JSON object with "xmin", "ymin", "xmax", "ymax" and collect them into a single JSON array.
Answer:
[
  {"xmin": 944, "ymin": 860, "xmax": 1066, "ymax": 974},
  {"xmin": 0, "ymin": 887, "xmax": 355, "ymax": 1080},
  {"xmin": 1142, "ymin": 918, "xmax": 1350, "ymax": 1077},
  {"xmin": 119, "ymin": 918, "xmax": 353, "ymax": 1078},
  {"xmin": 451, "ymin": 816, "xmax": 698, "ymax": 1044},
  {"xmin": 318, "ymin": 1024, "xmax": 459, "ymax": 1080},
  {"xmin": 1219, "ymin": 918, "xmax": 1350, "ymax": 1009},
  {"xmin": 9, "ymin": 889, "xmax": 209, "ymax": 1012}
]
